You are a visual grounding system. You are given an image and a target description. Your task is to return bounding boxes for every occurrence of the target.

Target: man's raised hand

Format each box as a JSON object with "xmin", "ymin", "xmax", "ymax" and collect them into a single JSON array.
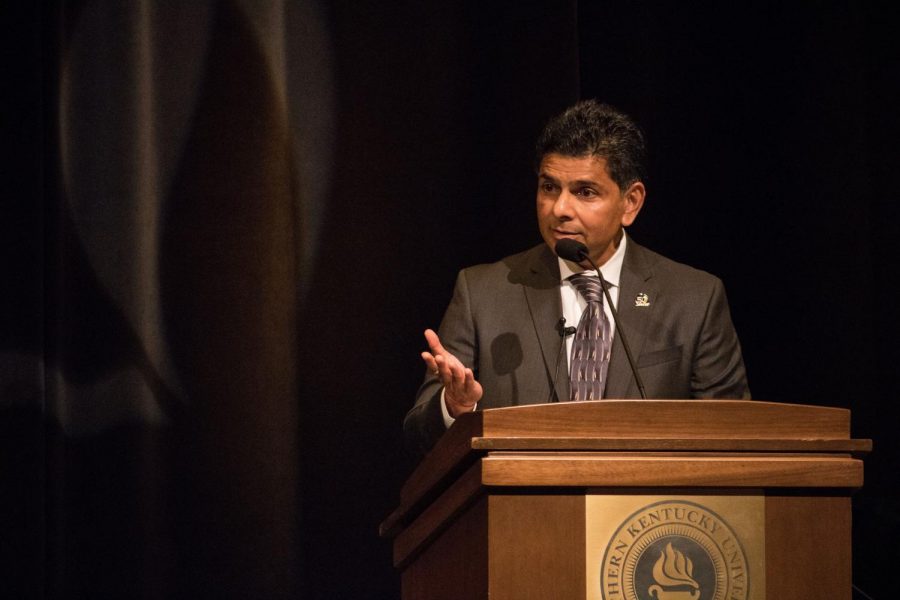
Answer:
[{"xmin": 420, "ymin": 329, "xmax": 483, "ymax": 417}]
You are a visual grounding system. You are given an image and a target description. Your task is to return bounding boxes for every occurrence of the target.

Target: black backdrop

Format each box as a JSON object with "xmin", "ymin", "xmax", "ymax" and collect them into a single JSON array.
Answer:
[{"xmin": 2, "ymin": 1, "xmax": 897, "ymax": 598}]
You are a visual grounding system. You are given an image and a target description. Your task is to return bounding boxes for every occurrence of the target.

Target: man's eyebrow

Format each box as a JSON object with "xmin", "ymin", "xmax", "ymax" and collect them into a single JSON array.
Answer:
[
  {"xmin": 539, "ymin": 173, "xmax": 601, "ymax": 187},
  {"xmin": 571, "ymin": 178, "xmax": 601, "ymax": 187}
]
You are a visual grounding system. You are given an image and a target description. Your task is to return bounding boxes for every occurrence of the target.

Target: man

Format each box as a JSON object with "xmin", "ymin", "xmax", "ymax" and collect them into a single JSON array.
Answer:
[{"xmin": 404, "ymin": 100, "xmax": 750, "ymax": 456}]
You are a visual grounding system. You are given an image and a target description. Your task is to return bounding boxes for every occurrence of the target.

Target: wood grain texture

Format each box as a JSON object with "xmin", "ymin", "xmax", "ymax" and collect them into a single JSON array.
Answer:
[
  {"xmin": 480, "ymin": 453, "xmax": 864, "ymax": 488},
  {"xmin": 479, "ymin": 400, "xmax": 851, "ymax": 439},
  {"xmin": 382, "ymin": 400, "xmax": 869, "ymax": 541},
  {"xmin": 400, "ymin": 411, "xmax": 484, "ymax": 504},
  {"xmin": 766, "ymin": 495, "xmax": 852, "ymax": 599},
  {"xmin": 488, "ymin": 494, "xmax": 586, "ymax": 600},
  {"xmin": 472, "ymin": 437, "xmax": 872, "ymax": 454},
  {"xmin": 401, "ymin": 496, "xmax": 488, "ymax": 600},
  {"xmin": 384, "ymin": 401, "xmax": 866, "ymax": 600},
  {"xmin": 394, "ymin": 462, "xmax": 484, "ymax": 568},
  {"xmin": 380, "ymin": 400, "xmax": 872, "ymax": 537}
]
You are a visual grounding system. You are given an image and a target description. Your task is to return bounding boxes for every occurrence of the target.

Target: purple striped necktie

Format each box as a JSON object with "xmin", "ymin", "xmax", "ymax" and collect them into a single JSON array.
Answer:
[{"xmin": 568, "ymin": 273, "xmax": 612, "ymax": 401}]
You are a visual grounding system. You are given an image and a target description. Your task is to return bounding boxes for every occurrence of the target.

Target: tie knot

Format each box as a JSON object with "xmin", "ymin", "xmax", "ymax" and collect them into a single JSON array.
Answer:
[{"xmin": 569, "ymin": 273, "xmax": 605, "ymax": 303}]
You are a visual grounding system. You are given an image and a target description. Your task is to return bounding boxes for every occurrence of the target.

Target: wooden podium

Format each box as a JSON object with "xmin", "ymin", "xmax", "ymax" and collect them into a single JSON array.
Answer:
[{"xmin": 380, "ymin": 400, "xmax": 870, "ymax": 600}]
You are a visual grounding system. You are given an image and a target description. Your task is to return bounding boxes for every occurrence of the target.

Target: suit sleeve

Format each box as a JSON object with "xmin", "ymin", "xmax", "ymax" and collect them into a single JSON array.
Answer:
[
  {"xmin": 690, "ymin": 278, "xmax": 751, "ymax": 399},
  {"xmin": 403, "ymin": 269, "xmax": 479, "ymax": 457}
]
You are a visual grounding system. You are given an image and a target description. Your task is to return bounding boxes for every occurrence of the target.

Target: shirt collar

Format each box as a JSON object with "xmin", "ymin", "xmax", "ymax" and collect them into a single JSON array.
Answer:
[{"xmin": 556, "ymin": 232, "xmax": 627, "ymax": 288}]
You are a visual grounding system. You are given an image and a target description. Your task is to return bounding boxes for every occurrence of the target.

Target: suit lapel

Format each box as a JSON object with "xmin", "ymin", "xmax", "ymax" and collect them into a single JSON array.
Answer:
[
  {"xmin": 520, "ymin": 245, "xmax": 569, "ymax": 402},
  {"xmin": 605, "ymin": 238, "xmax": 658, "ymax": 398}
]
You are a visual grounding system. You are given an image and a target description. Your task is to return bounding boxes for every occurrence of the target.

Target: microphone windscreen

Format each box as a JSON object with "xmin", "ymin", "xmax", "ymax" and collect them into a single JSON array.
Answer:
[{"xmin": 555, "ymin": 238, "xmax": 588, "ymax": 262}]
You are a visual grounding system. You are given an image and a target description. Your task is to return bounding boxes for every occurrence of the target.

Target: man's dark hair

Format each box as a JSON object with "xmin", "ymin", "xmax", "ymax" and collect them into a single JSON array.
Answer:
[{"xmin": 535, "ymin": 100, "xmax": 647, "ymax": 190}]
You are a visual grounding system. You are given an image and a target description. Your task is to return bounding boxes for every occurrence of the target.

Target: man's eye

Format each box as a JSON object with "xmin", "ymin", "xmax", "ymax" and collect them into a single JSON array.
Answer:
[
  {"xmin": 541, "ymin": 182, "xmax": 557, "ymax": 192},
  {"xmin": 576, "ymin": 187, "xmax": 597, "ymax": 197}
]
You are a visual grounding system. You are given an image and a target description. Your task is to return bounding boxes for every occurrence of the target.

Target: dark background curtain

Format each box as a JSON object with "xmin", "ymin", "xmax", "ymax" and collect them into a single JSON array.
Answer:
[{"xmin": 2, "ymin": 1, "xmax": 896, "ymax": 598}]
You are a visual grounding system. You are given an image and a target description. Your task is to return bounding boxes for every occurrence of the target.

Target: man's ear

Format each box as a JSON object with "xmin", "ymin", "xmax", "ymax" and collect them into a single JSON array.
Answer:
[{"xmin": 621, "ymin": 181, "xmax": 646, "ymax": 227}]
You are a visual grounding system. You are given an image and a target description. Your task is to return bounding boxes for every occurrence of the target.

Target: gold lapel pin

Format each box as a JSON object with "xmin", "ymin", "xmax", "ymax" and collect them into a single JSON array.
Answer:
[{"xmin": 634, "ymin": 293, "xmax": 650, "ymax": 307}]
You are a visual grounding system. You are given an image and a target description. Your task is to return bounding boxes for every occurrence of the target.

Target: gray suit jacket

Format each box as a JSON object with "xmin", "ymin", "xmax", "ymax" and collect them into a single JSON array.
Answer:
[{"xmin": 404, "ymin": 237, "xmax": 750, "ymax": 455}]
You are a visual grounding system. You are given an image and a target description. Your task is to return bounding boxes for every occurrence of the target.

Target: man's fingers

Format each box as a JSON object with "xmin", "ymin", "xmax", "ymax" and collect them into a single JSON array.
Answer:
[
  {"xmin": 435, "ymin": 355, "xmax": 463, "ymax": 385},
  {"xmin": 450, "ymin": 361, "xmax": 466, "ymax": 385},
  {"xmin": 463, "ymin": 369, "xmax": 481, "ymax": 398},
  {"xmin": 424, "ymin": 329, "xmax": 482, "ymax": 408},
  {"xmin": 434, "ymin": 354, "xmax": 449, "ymax": 380},
  {"xmin": 421, "ymin": 352, "xmax": 439, "ymax": 376},
  {"xmin": 445, "ymin": 367, "xmax": 483, "ymax": 414},
  {"xmin": 423, "ymin": 329, "xmax": 446, "ymax": 356},
  {"xmin": 446, "ymin": 365, "xmax": 472, "ymax": 394}
]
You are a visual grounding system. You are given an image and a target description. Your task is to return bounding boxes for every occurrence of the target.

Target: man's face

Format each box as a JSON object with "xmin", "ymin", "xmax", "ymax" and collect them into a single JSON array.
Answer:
[{"xmin": 536, "ymin": 153, "xmax": 644, "ymax": 266}]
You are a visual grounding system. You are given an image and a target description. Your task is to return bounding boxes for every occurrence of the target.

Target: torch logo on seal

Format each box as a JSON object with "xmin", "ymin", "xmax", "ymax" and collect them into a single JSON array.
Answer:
[{"xmin": 599, "ymin": 500, "xmax": 749, "ymax": 600}]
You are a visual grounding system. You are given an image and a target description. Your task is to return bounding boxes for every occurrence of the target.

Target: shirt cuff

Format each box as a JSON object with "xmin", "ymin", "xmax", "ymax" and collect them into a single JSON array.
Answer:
[{"xmin": 440, "ymin": 388, "xmax": 455, "ymax": 428}]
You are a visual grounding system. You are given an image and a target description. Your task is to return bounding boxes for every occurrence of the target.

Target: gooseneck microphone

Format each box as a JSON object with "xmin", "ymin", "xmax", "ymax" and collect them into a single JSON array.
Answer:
[
  {"xmin": 555, "ymin": 238, "xmax": 647, "ymax": 399},
  {"xmin": 546, "ymin": 317, "xmax": 576, "ymax": 402}
]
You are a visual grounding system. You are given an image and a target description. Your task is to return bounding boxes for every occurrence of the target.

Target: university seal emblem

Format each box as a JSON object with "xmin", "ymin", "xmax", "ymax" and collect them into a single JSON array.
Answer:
[{"xmin": 599, "ymin": 500, "xmax": 749, "ymax": 600}]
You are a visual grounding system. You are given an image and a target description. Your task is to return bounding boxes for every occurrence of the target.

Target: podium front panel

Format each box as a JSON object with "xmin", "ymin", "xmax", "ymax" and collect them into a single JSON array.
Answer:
[{"xmin": 586, "ymin": 493, "xmax": 765, "ymax": 600}]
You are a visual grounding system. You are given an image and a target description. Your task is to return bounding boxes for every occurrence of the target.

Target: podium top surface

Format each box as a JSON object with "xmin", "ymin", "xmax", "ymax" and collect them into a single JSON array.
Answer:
[
  {"xmin": 450, "ymin": 399, "xmax": 851, "ymax": 440},
  {"xmin": 381, "ymin": 400, "xmax": 870, "ymax": 538}
]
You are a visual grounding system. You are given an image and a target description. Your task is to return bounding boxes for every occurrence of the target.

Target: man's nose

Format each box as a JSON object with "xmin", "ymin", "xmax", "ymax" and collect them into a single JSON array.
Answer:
[{"xmin": 552, "ymin": 191, "xmax": 574, "ymax": 219}]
